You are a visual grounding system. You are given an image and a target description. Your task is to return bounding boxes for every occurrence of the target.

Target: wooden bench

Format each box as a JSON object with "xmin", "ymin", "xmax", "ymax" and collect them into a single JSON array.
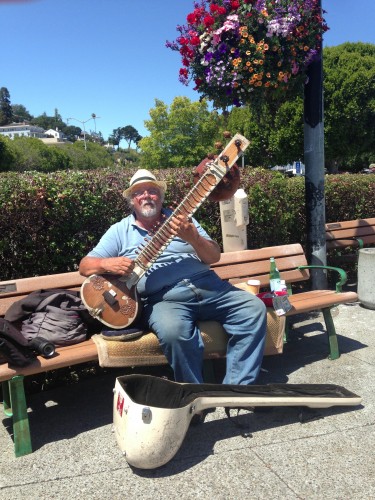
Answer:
[
  {"xmin": 0, "ymin": 243, "xmax": 358, "ymax": 457},
  {"xmin": 326, "ymin": 217, "xmax": 375, "ymax": 260}
]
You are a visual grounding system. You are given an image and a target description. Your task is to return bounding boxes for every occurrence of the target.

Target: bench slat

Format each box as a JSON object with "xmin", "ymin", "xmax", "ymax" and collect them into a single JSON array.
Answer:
[
  {"xmin": 212, "ymin": 243, "xmax": 305, "ymax": 267},
  {"xmin": 326, "ymin": 218, "xmax": 375, "ymax": 231},
  {"xmin": 213, "ymin": 255, "xmax": 308, "ymax": 282},
  {"xmin": 287, "ymin": 290, "xmax": 358, "ymax": 315},
  {"xmin": 327, "ymin": 234, "xmax": 375, "ymax": 250},
  {"xmin": 0, "ymin": 287, "xmax": 82, "ymax": 317},
  {"xmin": 326, "ymin": 227, "xmax": 375, "ymax": 240},
  {"xmin": 0, "ymin": 272, "xmax": 84, "ymax": 298},
  {"xmin": 0, "ymin": 339, "xmax": 98, "ymax": 382}
]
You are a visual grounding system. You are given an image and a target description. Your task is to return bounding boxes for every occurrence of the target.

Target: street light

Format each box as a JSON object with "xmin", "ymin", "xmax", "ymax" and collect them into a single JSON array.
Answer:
[{"xmin": 67, "ymin": 114, "xmax": 100, "ymax": 150}]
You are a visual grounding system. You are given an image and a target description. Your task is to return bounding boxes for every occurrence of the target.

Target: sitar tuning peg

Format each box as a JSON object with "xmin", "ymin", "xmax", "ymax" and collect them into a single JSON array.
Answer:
[
  {"xmin": 214, "ymin": 141, "xmax": 223, "ymax": 150},
  {"xmin": 223, "ymin": 130, "xmax": 231, "ymax": 139}
]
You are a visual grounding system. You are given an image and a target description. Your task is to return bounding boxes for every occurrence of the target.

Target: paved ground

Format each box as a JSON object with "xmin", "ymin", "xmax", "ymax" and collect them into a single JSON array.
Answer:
[{"xmin": 0, "ymin": 299, "xmax": 374, "ymax": 499}]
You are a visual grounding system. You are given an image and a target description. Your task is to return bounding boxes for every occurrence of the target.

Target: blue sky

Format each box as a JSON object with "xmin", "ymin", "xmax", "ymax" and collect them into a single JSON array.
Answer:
[{"xmin": 1, "ymin": 0, "xmax": 374, "ymax": 142}]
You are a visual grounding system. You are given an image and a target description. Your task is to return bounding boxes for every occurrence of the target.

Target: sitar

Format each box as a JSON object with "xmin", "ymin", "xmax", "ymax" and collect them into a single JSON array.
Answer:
[{"xmin": 80, "ymin": 133, "xmax": 250, "ymax": 329}]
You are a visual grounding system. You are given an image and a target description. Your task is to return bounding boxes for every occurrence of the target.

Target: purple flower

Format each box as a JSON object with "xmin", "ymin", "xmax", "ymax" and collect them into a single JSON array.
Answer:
[
  {"xmin": 255, "ymin": 0, "xmax": 266, "ymax": 12},
  {"xmin": 218, "ymin": 43, "xmax": 229, "ymax": 55}
]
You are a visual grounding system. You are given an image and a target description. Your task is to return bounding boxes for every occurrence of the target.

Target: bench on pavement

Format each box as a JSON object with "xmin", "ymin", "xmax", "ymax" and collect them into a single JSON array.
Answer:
[
  {"xmin": 326, "ymin": 218, "xmax": 375, "ymax": 262},
  {"xmin": 0, "ymin": 243, "xmax": 358, "ymax": 457}
]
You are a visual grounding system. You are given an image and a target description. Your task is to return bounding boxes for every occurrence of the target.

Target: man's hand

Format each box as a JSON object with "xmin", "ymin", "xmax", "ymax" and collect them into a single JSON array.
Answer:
[
  {"xmin": 168, "ymin": 214, "xmax": 221, "ymax": 265},
  {"xmin": 170, "ymin": 214, "xmax": 198, "ymax": 245},
  {"xmin": 79, "ymin": 256, "xmax": 135, "ymax": 277},
  {"xmin": 102, "ymin": 257, "xmax": 135, "ymax": 276}
]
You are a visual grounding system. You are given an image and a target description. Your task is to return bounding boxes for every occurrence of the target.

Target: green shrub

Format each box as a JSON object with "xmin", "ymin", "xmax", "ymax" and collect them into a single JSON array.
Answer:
[
  {"xmin": 2, "ymin": 137, "xmax": 114, "ymax": 172},
  {"xmin": 0, "ymin": 167, "xmax": 374, "ymax": 280},
  {"xmin": 0, "ymin": 136, "xmax": 17, "ymax": 171}
]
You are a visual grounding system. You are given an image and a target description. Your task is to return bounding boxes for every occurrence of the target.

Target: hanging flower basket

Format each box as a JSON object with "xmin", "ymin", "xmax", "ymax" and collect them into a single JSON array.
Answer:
[{"xmin": 167, "ymin": 0, "xmax": 328, "ymax": 108}]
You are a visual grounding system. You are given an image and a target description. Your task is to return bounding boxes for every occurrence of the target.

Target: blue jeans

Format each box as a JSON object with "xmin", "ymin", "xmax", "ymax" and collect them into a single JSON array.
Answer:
[{"xmin": 142, "ymin": 271, "xmax": 267, "ymax": 384}]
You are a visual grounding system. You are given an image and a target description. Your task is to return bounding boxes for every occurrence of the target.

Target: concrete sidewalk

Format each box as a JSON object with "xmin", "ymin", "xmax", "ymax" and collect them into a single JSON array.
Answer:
[{"xmin": 0, "ymin": 300, "xmax": 374, "ymax": 499}]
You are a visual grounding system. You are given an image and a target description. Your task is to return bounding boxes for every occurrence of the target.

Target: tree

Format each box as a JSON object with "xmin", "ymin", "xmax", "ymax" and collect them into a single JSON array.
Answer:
[
  {"xmin": 139, "ymin": 97, "xmax": 222, "ymax": 168},
  {"xmin": 11, "ymin": 104, "xmax": 33, "ymax": 123},
  {"xmin": 108, "ymin": 127, "xmax": 122, "ymax": 149},
  {"xmin": 268, "ymin": 98, "xmax": 304, "ymax": 166},
  {"xmin": 226, "ymin": 105, "xmax": 277, "ymax": 167},
  {"xmin": 31, "ymin": 111, "xmax": 65, "ymax": 131},
  {"xmin": 323, "ymin": 42, "xmax": 375, "ymax": 171},
  {"xmin": 0, "ymin": 87, "xmax": 13, "ymax": 125},
  {"xmin": 134, "ymin": 132, "xmax": 142, "ymax": 151},
  {"xmin": 61, "ymin": 125, "xmax": 81, "ymax": 142},
  {"xmin": 121, "ymin": 125, "xmax": 141, "ymax": 150},
  {"xmin": 224, "ymin": 42, "xmax": 375, "ymax": 171}
]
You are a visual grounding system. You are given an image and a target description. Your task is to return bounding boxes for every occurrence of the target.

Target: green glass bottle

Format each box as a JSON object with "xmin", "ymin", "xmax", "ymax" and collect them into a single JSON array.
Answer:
[{"xmin": 269, "ymin": 257, "xmax": 281, "ymax": 292}]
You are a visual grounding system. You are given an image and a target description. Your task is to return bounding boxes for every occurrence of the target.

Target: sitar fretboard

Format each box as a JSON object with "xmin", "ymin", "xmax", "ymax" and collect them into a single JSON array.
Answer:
[{"xmin": 125, "ymin": 134, "xmax": 249, "ymax": 286}]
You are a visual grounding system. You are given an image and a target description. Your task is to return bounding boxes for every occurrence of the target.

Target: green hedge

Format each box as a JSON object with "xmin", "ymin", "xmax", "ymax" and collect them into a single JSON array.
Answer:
[{"xmin": 1, "ymin": 167, "xmax": 374, "ymax": 280}]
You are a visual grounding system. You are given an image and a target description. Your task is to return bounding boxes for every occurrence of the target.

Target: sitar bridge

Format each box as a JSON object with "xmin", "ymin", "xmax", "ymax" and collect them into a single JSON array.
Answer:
[{"xmin": 103, "ymin": 289, "xmax": 118, "ymax": 307}]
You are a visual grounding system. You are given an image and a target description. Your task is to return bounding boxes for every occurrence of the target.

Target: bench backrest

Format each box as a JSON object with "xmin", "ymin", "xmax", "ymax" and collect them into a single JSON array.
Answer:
[
  {"xmin": 0, "ymin": 272, "xmax": 85, "ymax": 317},
  {"xmin": 211, "ymin": 243, "xmax": 309, "ymax": 286},
  {"xmin": 326, "ymin": 218, "xmax": 375, "ymax": 250},
  {"xmin": 0, "ymin": 243, "xmax": 308, "ymax": 317}
]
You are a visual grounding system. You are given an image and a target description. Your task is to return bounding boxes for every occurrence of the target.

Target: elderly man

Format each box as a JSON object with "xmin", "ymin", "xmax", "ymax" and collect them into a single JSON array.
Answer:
[{"xmin": 79, "ymin": 169, "xmax": 266, "ymax": 385}]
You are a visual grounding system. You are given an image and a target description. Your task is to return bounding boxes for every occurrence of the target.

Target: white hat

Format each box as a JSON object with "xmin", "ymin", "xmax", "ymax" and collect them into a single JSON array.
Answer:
[{"xmin": 123, "ymin": 169, "xmax": 167, "ymax": 198}]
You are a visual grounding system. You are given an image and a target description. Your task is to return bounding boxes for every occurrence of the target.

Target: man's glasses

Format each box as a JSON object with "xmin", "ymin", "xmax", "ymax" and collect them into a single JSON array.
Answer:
[{"xmin": 132, "ymin": 187, "xmax": 160, "ymax": 198}]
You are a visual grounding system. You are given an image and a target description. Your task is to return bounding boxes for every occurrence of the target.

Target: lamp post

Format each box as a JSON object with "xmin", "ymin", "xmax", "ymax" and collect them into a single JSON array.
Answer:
[
  {"xmin": 303, "ymin": 0, "xmax": 326, "ymax": 289},
  {"xmin": 67, "ymin": 114, "xmax": 100, "ymax": 150}
]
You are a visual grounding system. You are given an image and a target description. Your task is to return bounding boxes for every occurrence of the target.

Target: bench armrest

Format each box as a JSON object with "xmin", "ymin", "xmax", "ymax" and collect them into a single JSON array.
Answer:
[{"xmin": 297, "ymin": 265, "xmax": 348, "ymax": 293}]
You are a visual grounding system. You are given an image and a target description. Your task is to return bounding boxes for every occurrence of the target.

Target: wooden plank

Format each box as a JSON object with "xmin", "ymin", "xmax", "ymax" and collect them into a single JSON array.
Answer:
[
  {"xmin": 0, "ymin": 339, "xmax": 98, "ymax": 382},
  {"xmin": 0, "ymin": 287, "xmax": 81, "ymax": 316},
  {"xmin": 213, "ymin": 254, "xmax": 308, "ymax": 282},
  {"xmin": 211, "ymin": 244, "xmax": 304, "ymax": 267},
  {"xmin": 326, "ymin": 226, "xmax": 375, "ymax": 240},
  {"xmin": 326, "ymin": 239, "xmax": 361, "ymax": 250},
  {"xmin": 0, "ymin": 272, "xmax": 84, "ymax": 298},
  {"xmin": 228, "ymin": 269, "xmax": 309, "ymax": 286},
  {"xmin": 326, "ymin": 218, "xmax": 375, "ymax": 231},
  {"xmin": 287, "ymin": 290, "xmax": 358, "ymax": 315},
  {"xmin": 326, "ymin": 234, "xmax": 375, "ymax": 250}
]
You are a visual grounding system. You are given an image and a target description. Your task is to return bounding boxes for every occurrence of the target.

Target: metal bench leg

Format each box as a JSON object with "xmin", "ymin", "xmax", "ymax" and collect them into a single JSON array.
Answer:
[
  {"xmin": 8, "ymin": 375, "xmax": 32, "ymax": 457},
  {"xmin": 284, "ymin": 317, "xmax": 291, "ymax": 343},
  {"xmin": 322, "ymin": 308, "xmax": 340, "ymax": 360}
]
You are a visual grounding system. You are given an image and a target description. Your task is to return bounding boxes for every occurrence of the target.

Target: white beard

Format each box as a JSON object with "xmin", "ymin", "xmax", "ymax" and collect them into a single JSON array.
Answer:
[{"xmin": 139, "ymin": 201, "xmax": 158, "ymax": 218}]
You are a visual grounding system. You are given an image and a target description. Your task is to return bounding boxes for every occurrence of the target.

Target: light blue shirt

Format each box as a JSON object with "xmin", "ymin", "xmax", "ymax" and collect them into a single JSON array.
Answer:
[{"xmin": 88, "ymin": 208, "xmax": 213, "ymax": 296}]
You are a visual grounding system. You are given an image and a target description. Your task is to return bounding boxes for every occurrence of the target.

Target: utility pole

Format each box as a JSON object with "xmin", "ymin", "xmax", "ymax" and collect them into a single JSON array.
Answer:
[
  {"xmin": 67, "ymin": 114, "xmax": 100, "ymax": 150},
  {"xmin": 303, "ymin": 0, "xmax": 327, "ymax": 289}
]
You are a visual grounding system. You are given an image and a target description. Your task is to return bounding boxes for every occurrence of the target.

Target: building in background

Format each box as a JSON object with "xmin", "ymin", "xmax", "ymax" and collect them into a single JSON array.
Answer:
[
  {"xmin": 0, "ymin": 122, "xmax": 45, "ymax": 139},
  {"xmin": 41, "ymin": 128, "xmax": 67, "ymax": 144}
]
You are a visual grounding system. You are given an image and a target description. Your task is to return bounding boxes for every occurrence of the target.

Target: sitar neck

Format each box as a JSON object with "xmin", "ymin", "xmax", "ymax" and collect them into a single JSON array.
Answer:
[{"xmin": 126, "ymin": 133, "xmax": 249, "ymax": 286}]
